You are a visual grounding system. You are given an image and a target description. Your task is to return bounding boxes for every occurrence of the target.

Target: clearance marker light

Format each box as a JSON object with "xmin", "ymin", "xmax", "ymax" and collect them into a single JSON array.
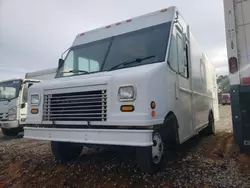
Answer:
[
  {"xmin": 31, "ymin": 109, "xmax": 39, "ymax": 114},
  {"xmin": 151, "ymin": 101, "xmax": 156, "ymax": 109}
]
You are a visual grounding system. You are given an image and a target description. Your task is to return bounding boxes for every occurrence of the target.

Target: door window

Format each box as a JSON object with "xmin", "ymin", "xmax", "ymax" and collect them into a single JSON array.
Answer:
[
  {"xmin": 78, "ymin": 57, "xmax": 100, "ymax": 72},
  {"xmin": 176, "ymin": 32, "xmax": 189, "ymax": 78},
  {"xmin": 167, "ymin": 34, "xmax": 178, "ymax": 72}
]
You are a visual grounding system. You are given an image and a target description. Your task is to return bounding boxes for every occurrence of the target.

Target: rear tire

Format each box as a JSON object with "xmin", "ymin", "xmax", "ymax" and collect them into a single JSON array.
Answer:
[
  {"xmin": 1, "ymin": 128, "xmax": 20, "ymax": 136},
  {"xmin": 51, "ymin": 141, "xmax": 83, "ymax": 162},
  {"xmin": 136, "ymin": 131, "xmax": 164, "ymax": 174},
  {"xmin": 200, "ymin": 112, "xmax": 215, "ymax": 136}
]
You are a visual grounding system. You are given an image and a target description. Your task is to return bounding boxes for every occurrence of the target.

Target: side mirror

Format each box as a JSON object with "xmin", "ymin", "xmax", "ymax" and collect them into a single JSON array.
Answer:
[
  {"xmin": 58, "ymin": 58, "xmax": 64, "ymax": 68},
  {"xmin": 21, "ymin": 103, "xmax": 26, "ymax": 109}
]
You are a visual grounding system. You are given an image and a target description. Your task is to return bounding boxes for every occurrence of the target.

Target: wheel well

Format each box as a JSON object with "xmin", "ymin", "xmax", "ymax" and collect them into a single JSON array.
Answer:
[
  {"xmin": 209, "ymin": 109, "xmax": 214, "ymax": 121},
  {"xmin": 164, "ymin": 111, "xmax": 179, "ymax": 128},
  {"xmin": 163, "ymin": 111, "xmax": 180, "ymax": 144}
]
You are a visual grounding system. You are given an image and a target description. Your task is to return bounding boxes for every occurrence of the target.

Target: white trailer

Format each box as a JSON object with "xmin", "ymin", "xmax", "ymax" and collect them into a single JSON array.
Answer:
[
  {"xmin": 24, "ymin": 7, "xmax": 219, "ymax": 173},
  {"xmin": 0, "ymin": 68, "xmax": 56, "ymax": 136},
  {"xmin": 223, "ymin": 0, "xmax": 250, "ymax": 153}
]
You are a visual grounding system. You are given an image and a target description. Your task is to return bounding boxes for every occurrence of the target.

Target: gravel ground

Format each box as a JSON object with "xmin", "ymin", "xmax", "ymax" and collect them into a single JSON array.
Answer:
[{"xmin": 0, "ymin": 105, "xmax": 250, "ymax": 188}]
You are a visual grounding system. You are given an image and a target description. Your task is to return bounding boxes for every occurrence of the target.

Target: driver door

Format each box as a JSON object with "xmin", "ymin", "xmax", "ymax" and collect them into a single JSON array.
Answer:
[{"xmin": 175, "ymin": 26, "xmax": 194, "ymax": 142}]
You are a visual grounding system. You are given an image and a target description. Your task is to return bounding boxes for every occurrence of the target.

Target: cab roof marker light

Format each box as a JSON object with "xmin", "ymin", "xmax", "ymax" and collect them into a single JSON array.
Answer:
[
  {"xmin": 116, "ymin": 22, "xmax": 122, "ymax": 26},
  {"xmin": 79, "ymin": 33, "xmax": 85, "ymax": 36},
  {"xmin": 126, "ymin": 19, "xmax": 132, "ymax": 23},
  {"xmin": 106, "ymin": 25, "xmax": 111, "ymax": 28},
  {"xmin": 160, "ymin": 8, "xmax": 168, "ymax": 12}
]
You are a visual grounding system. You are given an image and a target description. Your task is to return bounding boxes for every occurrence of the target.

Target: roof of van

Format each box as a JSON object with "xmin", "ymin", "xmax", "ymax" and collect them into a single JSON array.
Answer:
[
  {"xmin": 72, "ymin": 6, "xmax": 176, "ymax": 47},
  {"xmin": 25, "ymin": 68, "xmax": 57, "ymax": 79}
]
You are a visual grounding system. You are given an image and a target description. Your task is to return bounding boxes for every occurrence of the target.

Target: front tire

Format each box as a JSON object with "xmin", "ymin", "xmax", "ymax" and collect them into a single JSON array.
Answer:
[
  {"xmin": 51, "ymin": 141, "xmax": 83, "ymax": 162},
  {"xmin": 136, "ymin": 132, "xmax": 164, "ymax": 174},
  {"xmin": 1, "ymin": 128, "xmax": 20, "ymax": 136}
]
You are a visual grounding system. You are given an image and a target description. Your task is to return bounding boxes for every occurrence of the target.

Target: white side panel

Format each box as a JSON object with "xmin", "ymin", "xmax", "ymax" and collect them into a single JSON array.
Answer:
[
  {"xmin": 190, "ymin": 32, "xmax": 211, "ymax": 130},
  {"xmin": 223, "ymin": 0, "xmax": 240, "ymax": 85},
  {"xmin": 224, "ymin": 0, "xmax": 250, "ymax": 83},
  {"xmin": 235, "ymin": 0, "xmax": 250, "ymax": 81}
]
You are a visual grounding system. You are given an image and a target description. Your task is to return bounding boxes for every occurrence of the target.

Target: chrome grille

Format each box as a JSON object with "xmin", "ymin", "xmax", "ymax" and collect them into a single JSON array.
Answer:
[
  {"xmin": 0, "ymin": 113, "xmax": 3, "ymax": 121},
  {"xmin": 43, "ymin": 90, "xmax": 107, "ymax": 121}
]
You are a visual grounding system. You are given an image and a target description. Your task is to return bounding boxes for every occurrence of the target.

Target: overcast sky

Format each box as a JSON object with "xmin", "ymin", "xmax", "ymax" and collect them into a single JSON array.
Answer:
[{"xmin": 0, "ymin": 0, "xmax": 228, "ymax": 81}]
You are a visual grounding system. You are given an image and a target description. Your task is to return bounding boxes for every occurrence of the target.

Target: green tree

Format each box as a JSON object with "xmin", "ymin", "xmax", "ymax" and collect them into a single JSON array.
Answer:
[{"xmin": 217, "ymin": 75, "xmax": 230, "ymax": 94}]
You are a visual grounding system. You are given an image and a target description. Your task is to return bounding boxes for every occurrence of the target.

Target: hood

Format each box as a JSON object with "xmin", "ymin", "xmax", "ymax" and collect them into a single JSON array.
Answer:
[{"xmin": 32, "ymin": 63, "xmax": 163, "ymax": 90}]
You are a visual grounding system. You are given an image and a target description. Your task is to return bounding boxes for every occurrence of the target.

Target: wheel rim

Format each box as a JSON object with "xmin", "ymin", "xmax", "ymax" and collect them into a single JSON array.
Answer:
[{"xmin": 152, "ymin": 132, "xmax": 164, "ymax": 164}]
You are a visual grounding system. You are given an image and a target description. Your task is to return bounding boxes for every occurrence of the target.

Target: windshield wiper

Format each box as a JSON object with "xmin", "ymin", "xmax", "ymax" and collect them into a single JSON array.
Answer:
[
  {"xmin": 109, "ymin": 55, "xmax": 156, "ymax": 71},
  {"xmin": 61, "ymin": 70, "xmax": 89, "ymax": 74},
  {"xmin": 0, "ymin": 98, "xmax": 10, "ymax": 102}
]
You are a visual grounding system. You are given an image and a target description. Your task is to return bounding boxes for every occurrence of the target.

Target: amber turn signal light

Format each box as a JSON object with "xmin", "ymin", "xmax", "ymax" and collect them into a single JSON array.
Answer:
[
  {"xmin": 151, "ymin": 110, "xmax": 156, "ymax": 117},
  {"xmin": 150, "ymin": 101, "xmax": 156, "ymax": 109},
  {"xmin": 120, "ymin": 105, "xmax": 134, "ymax": 112},
  {"xmin": 31, "ymin": 109, "xmax": 39, "ymax": 114}
]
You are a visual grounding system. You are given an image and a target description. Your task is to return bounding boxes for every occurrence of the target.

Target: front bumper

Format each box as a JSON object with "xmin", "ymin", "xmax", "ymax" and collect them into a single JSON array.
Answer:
[
  {"xmin": 24, "ymin": 127, "xmax": 153, "ymax": 147},
  {"xmin": 0, "ymin": 120, "xmax": 19, "ymax": 129}
]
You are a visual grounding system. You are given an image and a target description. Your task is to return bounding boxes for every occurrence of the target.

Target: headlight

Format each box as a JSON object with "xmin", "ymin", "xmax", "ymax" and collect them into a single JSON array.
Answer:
[
  {"xmin": 8, "ymin": 107, "xmax": 17, "ymax": 121},
  {"xmin": 118, "ymin": 85, "xmax": 136, "ymax": 101},
  {"xmin": 31, "ymin": 94, "xmax": 40, "ymax": 105}
]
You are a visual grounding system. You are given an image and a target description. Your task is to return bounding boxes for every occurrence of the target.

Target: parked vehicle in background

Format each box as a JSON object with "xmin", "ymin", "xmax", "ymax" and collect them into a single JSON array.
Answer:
[
  {"xmin": 221, "ymin": 93, "xmax": 231, "ymax": 105},
  {"xmin": 223, "ymin": 0, "xmax": 250, "ymax": 153},
  {"xmin": 25, "ymin": 68, "xmax": 57, "ymax": 80},
  {"xmin": 0, "ymin": 68, "xmax": 56, "ymax": 136},
  {"xmin": 24, "ymin": 7, "xmax": 219, "ymax": 173}
]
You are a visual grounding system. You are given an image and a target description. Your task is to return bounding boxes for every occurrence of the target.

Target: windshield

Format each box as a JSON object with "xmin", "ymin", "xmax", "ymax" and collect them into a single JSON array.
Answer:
[
  {"xmin": 57, "ymin": 22, "xmax": 171, "ymax": 78},
  {"xmin": 0, "ymin": 80, "xmax": 22, "ymax": 101}
]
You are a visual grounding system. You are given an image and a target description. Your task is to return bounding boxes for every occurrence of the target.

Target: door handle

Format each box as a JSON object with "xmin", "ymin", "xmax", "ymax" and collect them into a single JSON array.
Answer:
[{"xmin": 175, "ymin": 82, "xmax": 179, "ymax": 99}]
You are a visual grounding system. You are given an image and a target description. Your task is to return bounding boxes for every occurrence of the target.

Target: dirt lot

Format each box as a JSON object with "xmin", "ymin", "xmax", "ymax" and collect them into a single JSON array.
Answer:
[{"xmin": 1, "ymin": 106, "xmax": 250, "ymax": 188}]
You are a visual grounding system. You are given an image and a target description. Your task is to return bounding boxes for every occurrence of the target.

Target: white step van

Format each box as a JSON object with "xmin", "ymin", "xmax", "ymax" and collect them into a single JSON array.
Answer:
[{"xmin": 24, "ymin": 7, "xmax": 219, "ymax": 173}]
